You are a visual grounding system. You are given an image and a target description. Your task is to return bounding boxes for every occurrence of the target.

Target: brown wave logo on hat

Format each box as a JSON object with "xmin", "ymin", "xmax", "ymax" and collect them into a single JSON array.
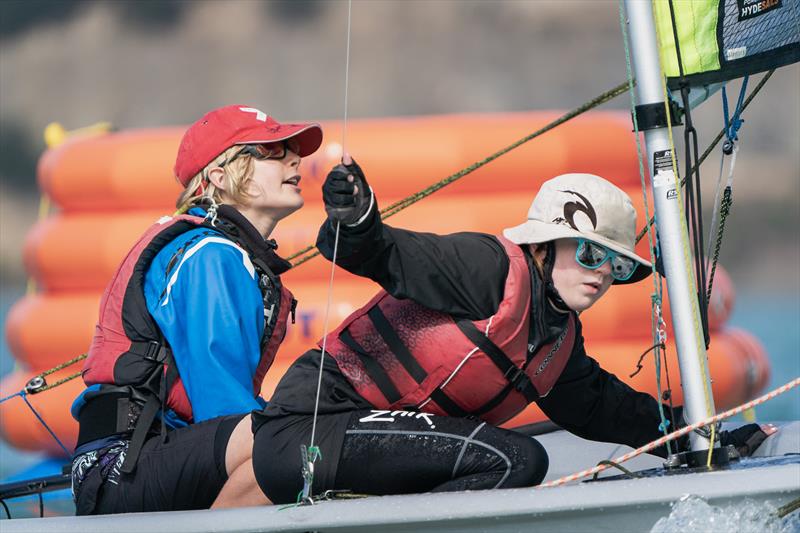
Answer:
[{"xmin": 552, "ymin": 190, "xmax": 597, "ymax": 232}]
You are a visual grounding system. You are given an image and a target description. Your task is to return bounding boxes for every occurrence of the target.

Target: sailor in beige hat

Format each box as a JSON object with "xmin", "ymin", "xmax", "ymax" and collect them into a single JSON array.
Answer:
[{"xmin": 244, "ymin": 163, "xmax": 766, "ymax": 504}]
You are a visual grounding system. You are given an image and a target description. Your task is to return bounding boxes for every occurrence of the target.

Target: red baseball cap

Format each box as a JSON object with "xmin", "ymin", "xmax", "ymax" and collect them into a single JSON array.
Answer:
[{"xmin": 174, "ymin": 104, "xmax": 323, "ymax": 186}]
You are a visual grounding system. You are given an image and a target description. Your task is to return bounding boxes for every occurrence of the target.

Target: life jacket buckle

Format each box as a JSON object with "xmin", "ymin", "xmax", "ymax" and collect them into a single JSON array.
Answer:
[
  {"xmin": 504, "ymin": 366, "xmax": 531, "ymax": 393},
  {"xmin": 143, "ymin": 341, "xmax": 167, "ymax": 362}
]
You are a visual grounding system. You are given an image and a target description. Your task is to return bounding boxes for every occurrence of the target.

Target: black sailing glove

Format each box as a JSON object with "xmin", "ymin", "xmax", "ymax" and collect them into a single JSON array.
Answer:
[
  {"xmin": 322, "ymin": 157, "xmax": 372, "ymax": 226},
  {"xmin": 719, "ymin": 423, "xmax": 772, "ymax": 457}
]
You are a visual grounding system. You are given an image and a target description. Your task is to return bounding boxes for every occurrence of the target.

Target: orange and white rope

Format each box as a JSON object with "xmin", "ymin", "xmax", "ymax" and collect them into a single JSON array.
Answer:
[{"xmin": 537, "ymin": 376, "xmax": 800, "ymax": 489}]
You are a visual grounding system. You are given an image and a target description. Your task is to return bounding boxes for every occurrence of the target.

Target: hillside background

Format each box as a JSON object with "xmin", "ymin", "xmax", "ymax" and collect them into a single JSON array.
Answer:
[{"xmin": 1, "ymin": 0, "xmax": 798, "ymax": 290}]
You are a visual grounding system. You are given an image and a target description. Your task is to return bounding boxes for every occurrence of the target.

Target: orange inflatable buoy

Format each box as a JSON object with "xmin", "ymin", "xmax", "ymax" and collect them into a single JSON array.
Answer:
[
  {"xmin": 0, "ymin": 323, "xmax": 767, "ymax": 455},
  {"xmin": 24, "ymin": 191, "xmax": 548, "ymax": 291},
  {"xmin": 25, "ymin": 185, "xmax": 655, "ymax": 291},
  {"xmin": 0, "ymin": 369, "xmax": 81, "ymax": 456},
  {"xmin": 5, "ymin": 292, "xmax": 99, "ymax": 372},
  {"xmin": 39, "ymin": 112, "xmax": 643, "ymax": 212},
  {"xmin": 502, "ymin": 327, "xmax": 768, "ymax": 429},
  {"xmin": 6, "ymin": 260, "xmax": 737, "ymax": 374},
  {"xmin": 3, "ymin": 109, "xmax": 767, "ymax": 459}
]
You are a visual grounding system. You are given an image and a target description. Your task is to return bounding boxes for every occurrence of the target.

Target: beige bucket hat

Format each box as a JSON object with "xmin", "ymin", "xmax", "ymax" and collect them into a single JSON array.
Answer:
[{"xmin": 503, "ymin": 173, "xmax": 652, "ymax": 284}]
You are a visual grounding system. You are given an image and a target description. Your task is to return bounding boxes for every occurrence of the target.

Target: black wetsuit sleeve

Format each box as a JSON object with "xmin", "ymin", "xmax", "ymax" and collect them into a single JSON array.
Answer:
[
  {"xmin": 316, "ymin": 204, "xmax": 509, "ymax": 320},
  {"xmin": 536, "ymin": 323, "xmax": 670, "ymax": 452}
]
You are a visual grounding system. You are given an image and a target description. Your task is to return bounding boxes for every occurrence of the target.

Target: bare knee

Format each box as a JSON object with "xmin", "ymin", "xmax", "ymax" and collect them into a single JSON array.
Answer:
[{"xmin": 224, "ymin": 415, "xmax": 254, "ymax": 476}]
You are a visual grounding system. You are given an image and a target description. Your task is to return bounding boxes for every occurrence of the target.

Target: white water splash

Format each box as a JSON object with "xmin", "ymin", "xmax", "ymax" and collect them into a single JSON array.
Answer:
[{"xmin": 650, "ymin": 495, "xmax": 799, "ymax": 533}]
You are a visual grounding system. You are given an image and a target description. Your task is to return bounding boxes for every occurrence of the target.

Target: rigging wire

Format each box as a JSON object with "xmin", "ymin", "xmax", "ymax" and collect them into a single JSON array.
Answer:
[
  {"xmin": 777, "ymin": 496, "xmax": 800, "ymax": 519},
  {"xmin": 634, "ymin": 70, "xmax": 774, "ymax": 244},
  {"xmin": 590, "ymin": 460, "xmax": 642, "ymax": 480},
  {"xmin": 705, "ymin": 79, "xmax": 748, "ymax": 304},
  {"xmin": 666, "ymin": 0, "xmax": 710, "ymax": 349},
  {"xmin": 657, "ymin": 0, "xmax": 717, "ymax": 441},
  {"xmin": 301, "ymin": 0, "xmax": 353, "ymax": 505},
  {"xmin": 617, "ymin": 0, "xmax": 673, "ymax": 451}
]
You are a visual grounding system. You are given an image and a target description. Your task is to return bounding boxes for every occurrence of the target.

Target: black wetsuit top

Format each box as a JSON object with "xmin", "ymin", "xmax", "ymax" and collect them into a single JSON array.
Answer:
[
  {"xmin": 255, "ymin": 205, "xmax": 674, "ymax": 502},
  {"xmin": 313, "ymin": 206, "xmax": 672, "ymax": 448}
]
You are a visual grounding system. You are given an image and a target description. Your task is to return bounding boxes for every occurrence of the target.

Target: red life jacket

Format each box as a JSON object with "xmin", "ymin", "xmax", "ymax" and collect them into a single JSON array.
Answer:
[
  {"xmin": 83, "ymin": 212, "xmax": 294, "ymax": 423},
  {"xmin": 321, "ymin": 236, "xmax": 576, "ymax": 426}
]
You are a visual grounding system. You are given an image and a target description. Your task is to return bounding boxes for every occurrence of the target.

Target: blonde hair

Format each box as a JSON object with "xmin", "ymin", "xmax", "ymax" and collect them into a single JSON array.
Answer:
[{"xmin": 175, "ymin": 145, "xmax": 256, "ymax": 212}]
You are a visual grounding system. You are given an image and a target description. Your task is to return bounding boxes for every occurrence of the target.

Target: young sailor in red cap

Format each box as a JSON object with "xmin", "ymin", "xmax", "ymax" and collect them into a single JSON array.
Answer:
[
  {"xmin": 70, "ymin": 105, "xmax": 322, "ymax": 514},
  {"xmin": 249, "ymin": 157, "xmax": 767, "ymax": 503}
]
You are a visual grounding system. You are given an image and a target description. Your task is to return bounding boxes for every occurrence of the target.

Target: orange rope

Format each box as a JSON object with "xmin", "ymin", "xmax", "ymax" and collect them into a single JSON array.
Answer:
[{"xmin": 538, "ymin": 376, "xmax": 800, "ymax": 489}]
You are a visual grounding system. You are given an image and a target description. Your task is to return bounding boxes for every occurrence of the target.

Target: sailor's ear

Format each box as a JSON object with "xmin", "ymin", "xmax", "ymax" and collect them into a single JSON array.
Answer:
[
  {"xmin": 206, "ymin": 167, "xmax": 226, "ymax": 190},
  {"xmin": 530, "ymin": 243, "xmax": 547, "ymax": 263}
]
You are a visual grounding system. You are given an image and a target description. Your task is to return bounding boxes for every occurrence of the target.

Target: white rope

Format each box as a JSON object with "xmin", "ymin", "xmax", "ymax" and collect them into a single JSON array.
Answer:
[{"xmin": 303, "ymin": 0, "xmax": 352, "ymax": 502}]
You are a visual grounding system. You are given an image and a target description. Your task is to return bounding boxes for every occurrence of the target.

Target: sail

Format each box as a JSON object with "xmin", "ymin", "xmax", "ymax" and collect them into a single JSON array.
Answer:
[{"xmin": 655, "ymin": 0, "xmax": 800, "ymax": 88}]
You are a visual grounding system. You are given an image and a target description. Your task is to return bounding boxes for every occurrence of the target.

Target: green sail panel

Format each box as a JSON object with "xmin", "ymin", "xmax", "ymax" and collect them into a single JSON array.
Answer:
[{"xmin": 655, "ymin": 0, "xmax": 800, "ymax": 88}]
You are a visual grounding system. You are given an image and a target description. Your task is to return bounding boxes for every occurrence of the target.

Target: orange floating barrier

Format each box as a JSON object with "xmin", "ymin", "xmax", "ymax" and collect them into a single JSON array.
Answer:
[
  {"xmin": 23, "ymin": 193, "xmax": 539, "ymax": 291},
  {"xmin": 0, "ymin": 327, "xmax": 766, "ymax": 456},
  {"xmin": 582, "ymin": 263, "xmax": 734, "ymax": 340},
  {"xmin": 5, "ymin": 292, "xmax": 99, "ymax": 372},
  {"xmin": 25, "ymin": 184, "xmax": 656, "ymax": 291},
  {"xmin": 0, "ymin": 369, "xmax": 82, "ymax": 457},
  {"xmin": 39, "ymin": 112, "xmax": 643, "ymax": 212},
  {"xmin": 6, "ymin": 258, "xmax": 735, "ymax": 372},
  {"xmin": 503, "ymin": 327, "xmax": 768, "ymax": 429},
  {"xmin": 24, "ymin": 211, "xmax": 169, "ymax": 293}
]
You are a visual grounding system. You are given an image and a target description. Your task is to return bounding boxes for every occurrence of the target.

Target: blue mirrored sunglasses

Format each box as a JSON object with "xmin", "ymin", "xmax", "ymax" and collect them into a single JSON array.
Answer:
[{"xmin": 574, "ymin": 238, "xmax": 637, "ymax": 281}]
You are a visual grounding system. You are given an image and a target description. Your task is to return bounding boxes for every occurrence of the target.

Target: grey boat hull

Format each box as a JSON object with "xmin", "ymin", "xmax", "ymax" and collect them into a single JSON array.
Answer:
[{"xmin": 3, "ymin": 421, "xmax": 799, "ymax": 532}]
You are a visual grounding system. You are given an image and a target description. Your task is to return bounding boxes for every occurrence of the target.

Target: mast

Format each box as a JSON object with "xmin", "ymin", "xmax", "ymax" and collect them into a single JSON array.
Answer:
[{"xmin": 623, "ymin": 0, "xmax": 715, "ymax": 453}]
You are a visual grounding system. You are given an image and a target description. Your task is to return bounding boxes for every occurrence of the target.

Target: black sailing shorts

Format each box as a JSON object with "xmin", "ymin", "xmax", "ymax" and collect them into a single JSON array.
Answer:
[{"xmin": 74, "ymin": 413, "xmax": 244, "ymax": 515}]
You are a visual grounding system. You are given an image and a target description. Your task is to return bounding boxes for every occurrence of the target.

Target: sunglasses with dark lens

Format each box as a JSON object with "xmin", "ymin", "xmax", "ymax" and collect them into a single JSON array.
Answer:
[
  {"xmin": 574, "ymin": 238, "xmax": 637, "ymax": 281},
  {"xmin": 219, "ymin": 139, "xmax": 301, "ymax": 167}
]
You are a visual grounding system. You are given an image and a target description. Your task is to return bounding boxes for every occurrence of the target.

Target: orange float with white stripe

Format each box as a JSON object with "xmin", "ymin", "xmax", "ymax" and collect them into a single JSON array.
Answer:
[
  {"xmin": 38, "ymin": 112, "xmax": 642, "ymax": 212},
  {"xmin": 502, "ymin": 327, "xmax": 770, "ymax": 429},
  {"xmin": 0, "ymin": 327, "xmax": 769, "ymax": 456},
  {"xmin": 6, "ymin": 261, "xmax": 735, "ymax": 373},
  {"xmin": 2, "ymin": 111, "xmax": 768, "ymax": 457}
]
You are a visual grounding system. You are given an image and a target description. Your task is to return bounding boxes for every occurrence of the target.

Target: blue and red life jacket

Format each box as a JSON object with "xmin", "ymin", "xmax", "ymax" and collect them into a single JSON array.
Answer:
[{"xmin": 79, "ymin": 205, "xmax": 294, "ymax": 472}]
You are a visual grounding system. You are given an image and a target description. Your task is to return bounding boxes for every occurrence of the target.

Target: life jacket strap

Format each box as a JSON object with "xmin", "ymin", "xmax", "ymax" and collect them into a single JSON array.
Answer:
[
  {"xmin": 128, "ymin": 340, "xmax": 169, "ymax": 362},
  {"xmin": 455, "ymin": 319, "xmax": 540, "ymax": 403},
  {"xmin": 339, "ymin": 328, "xmax": 402, "ymax": 405},
  {"xmin": 342, "ymin": 306, "xmax": 472, "ymax": 418},
  {"xmin": 120, "ymin": 395, "xmax": 159, "ymax": 474},
  {"xmin": 367, "ymin": 306, "xmax": 428, "ymax": 383}
]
